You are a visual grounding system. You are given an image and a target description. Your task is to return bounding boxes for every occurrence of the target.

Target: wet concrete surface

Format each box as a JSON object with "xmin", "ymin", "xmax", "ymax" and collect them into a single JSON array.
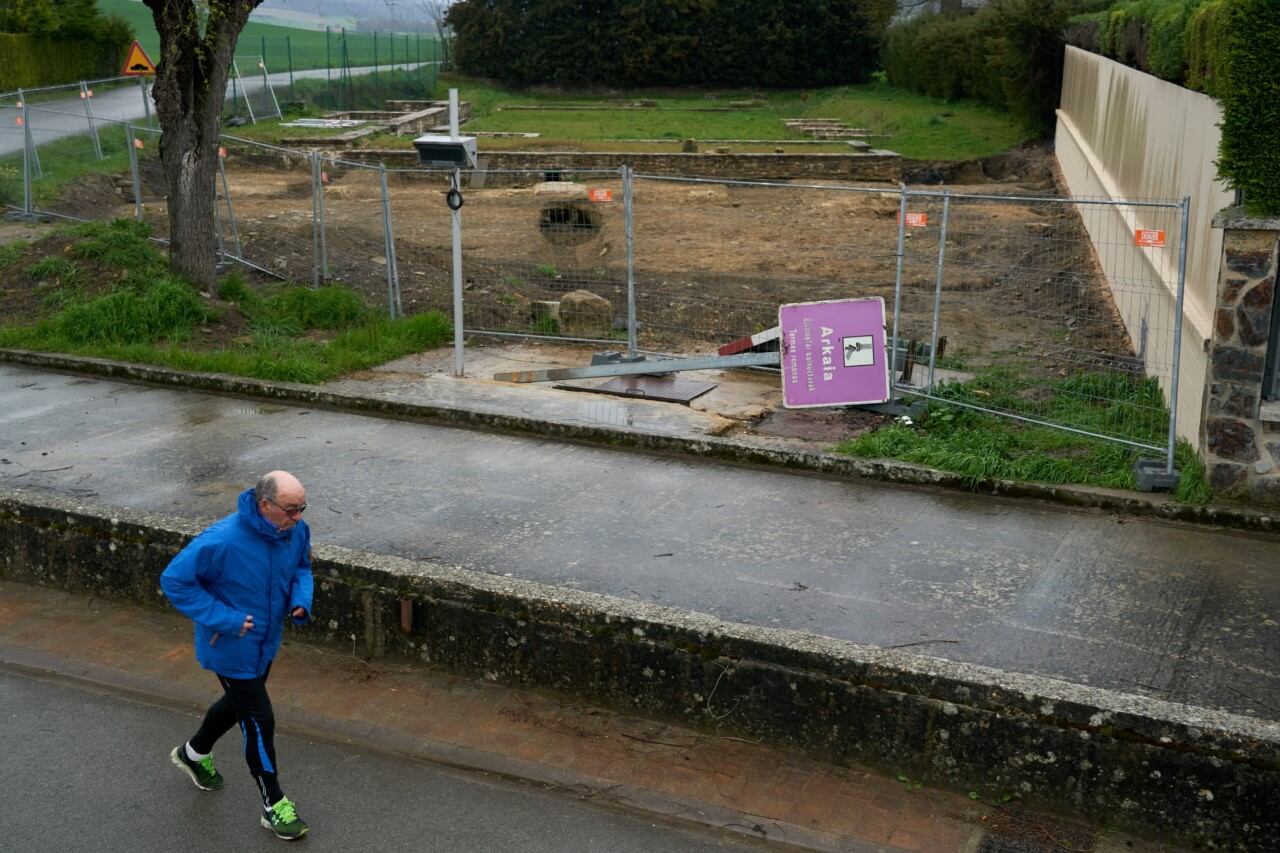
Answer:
[{"xmin": 1, "ymin": 362, "xmax": 1278, "ymax": 720}]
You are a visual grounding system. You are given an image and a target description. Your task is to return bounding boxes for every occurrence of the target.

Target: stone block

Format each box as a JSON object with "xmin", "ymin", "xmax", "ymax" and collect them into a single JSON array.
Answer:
[
  {"xmin": 559, "ymin": 289, "xmax": 612, "ymax": 336},
  {"xmin": 1211, "ymin": 348, "xmax": 1265, "ymax": 383},
  {"xmin": 1208, "ymin": 461, "xmax": 1248, "ymax": 492},
  {"xmin": 1206, "ymin": 417, "xmax": 1259, "ymax": 462},
  {"xmin": 1215, "ymin": 308, "xmax": 1235, "ymax": 340}
]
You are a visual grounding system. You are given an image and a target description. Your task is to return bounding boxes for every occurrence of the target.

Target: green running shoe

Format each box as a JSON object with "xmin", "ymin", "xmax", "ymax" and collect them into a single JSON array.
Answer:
[
  {"xmin": 261, "ymin": 797, "xmax": 309, "ymax": 841},
  {"xmin": 170, "ymin": 745, "xmax": 224, "ymax": 791}
]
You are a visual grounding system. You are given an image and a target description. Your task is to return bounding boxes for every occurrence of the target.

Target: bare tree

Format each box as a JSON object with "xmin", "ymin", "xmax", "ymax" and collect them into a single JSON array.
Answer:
[{"xmin": 142, "ymin": 0, "xmax": 263, "ymax": 288}]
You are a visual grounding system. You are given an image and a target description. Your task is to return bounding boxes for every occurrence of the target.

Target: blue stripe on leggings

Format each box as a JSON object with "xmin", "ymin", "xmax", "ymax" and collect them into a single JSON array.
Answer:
[{"xmin": 250, "ymin": 718, "xmax": 275, "ymax": 774}]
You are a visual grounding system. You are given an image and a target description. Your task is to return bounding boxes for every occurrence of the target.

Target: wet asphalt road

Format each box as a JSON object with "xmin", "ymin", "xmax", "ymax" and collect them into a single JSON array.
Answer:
[
  {"xmin": 0, "ymin": 64, "xmax": 427, "ymax": 157},
  {"xmin": 0, "ymin": 669, "xmax": 759, "ymax": 852},
  {"xmin": 1, "ymin": 363, "xmax": 1277, "ymax": 718}
]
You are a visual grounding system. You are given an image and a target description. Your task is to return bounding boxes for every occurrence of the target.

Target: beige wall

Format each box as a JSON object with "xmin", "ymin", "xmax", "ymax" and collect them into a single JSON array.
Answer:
[{"xmin": 1055, "ymin": 47, "xmax": 1233, "ymax": 449}]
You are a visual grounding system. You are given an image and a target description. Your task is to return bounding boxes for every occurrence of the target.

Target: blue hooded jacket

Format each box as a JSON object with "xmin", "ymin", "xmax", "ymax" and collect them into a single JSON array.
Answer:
[{"xmin": 160, "ymin": 488, "xmax": 314, "ymax": 679}]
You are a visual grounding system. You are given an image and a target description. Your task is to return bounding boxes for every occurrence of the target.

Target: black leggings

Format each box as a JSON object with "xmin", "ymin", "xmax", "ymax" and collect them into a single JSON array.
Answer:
[{"xmin": 189, "ymin": 664, "xmax": 284, "ymax": 806}]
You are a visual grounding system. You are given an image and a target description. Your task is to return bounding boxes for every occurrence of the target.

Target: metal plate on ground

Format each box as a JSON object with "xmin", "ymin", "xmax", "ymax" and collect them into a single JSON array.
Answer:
[{"xmin": 556, "ymin": 376, "xmax": 717, "ymax": 404}]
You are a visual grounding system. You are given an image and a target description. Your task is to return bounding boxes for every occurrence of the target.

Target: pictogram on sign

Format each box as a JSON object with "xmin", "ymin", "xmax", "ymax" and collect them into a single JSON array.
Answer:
[
  {"xmin": 902, "ymin": 212, "xmax": 928, "ymax": 227},
  {"xmin": 121, "ymin": 40, "xmax": 157, "ymax": 76},
  {"xmin": 1135, "ymin": 229, "xmax": 1166, "ymax": 248},
  {"xmin": 588, "ymin": 188, "xmax": 612, "ymax": 203}
]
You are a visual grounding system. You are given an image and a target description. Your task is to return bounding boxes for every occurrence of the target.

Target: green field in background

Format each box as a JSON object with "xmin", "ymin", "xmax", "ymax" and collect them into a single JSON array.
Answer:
[
  {"xmin": 97, "ymin": 0, "xmax": 443, "ymax": 72},
  {"xmin": 456, "ymin": 76, "xmax": 1031, "ymax": 161}
]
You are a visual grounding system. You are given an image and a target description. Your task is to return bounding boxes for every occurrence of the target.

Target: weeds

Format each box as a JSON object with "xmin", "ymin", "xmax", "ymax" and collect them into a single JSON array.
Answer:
[
  {"xmin": 0, "ymin": 240, "xmax": 27, "ymax": 270},
  {"xmin": 26, "ymin": 257, "xmax": 79, "ymax": 283},
  {"xmin": 836, "ymin": 368, "xmax": 1211, "ymax": 502}
]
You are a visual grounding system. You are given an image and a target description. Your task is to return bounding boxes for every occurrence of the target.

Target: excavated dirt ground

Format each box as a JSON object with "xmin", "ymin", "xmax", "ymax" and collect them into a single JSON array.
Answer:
[{"xmin": 11, "ymin": 144, "xmax": 1136, "ymax": 389}]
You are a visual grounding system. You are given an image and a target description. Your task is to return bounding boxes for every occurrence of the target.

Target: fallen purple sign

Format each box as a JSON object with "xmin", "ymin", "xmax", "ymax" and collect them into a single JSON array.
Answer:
[{"xmin": 778, "ymin": 297, "xmax": 890, "ymax": 408}]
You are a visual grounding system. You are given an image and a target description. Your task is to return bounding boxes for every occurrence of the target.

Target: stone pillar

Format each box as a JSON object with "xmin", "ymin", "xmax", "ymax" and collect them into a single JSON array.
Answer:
[{"xmin": 1204, "ymin": 208, "xmax": 1280, "ymax": 504}]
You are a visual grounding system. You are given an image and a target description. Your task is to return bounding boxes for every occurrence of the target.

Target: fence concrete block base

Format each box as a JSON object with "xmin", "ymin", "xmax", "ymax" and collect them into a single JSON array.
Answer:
[{"xmin": 2, "ymin": 486, "xmax": 1276, "ymax": 850}]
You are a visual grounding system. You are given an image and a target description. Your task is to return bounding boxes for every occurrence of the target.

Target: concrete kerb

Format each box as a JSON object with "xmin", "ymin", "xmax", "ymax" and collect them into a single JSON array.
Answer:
[
  {"xmin": 2, "ymin": 487, "xmax": 1277, "ymax": 849},
  {"xmin": 2, "ymin": 348, "xmax": 1278, "ymax": 536}
]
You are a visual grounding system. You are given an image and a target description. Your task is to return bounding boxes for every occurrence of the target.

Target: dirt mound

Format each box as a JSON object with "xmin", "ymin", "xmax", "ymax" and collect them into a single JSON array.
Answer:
[{"xmin": 902, "ymin": 142, "xmax": 1058, "ymax": 191}]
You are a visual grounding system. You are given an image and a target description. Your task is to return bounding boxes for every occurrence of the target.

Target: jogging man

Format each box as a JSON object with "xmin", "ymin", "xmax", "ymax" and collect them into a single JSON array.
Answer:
[{"xmin": 161, "ymin": 470, "xmax": 315, "ymax": 841}]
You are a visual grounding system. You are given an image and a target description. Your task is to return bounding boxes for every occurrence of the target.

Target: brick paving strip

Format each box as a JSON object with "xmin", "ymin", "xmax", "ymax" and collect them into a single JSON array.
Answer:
[{"xmin": 0, "ymin": 581, "xmax": 1176, "ymax": 853}]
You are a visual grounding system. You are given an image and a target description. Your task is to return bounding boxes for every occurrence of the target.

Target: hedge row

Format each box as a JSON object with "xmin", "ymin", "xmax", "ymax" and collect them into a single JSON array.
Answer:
[
  {"xmin": 0, "ymin": 33, "xmax": 125, "ymax": 92},
  {"xmin": 1063, "ymin": 0, "xmax": 1279, "ymax": 214},
  {"xmin": 445, "ymin": 0, "xmax": 898, "ymax": 88},
  {"xmin": 882, "ymin": 0, "xmax": 1078, "ymax": 133}
]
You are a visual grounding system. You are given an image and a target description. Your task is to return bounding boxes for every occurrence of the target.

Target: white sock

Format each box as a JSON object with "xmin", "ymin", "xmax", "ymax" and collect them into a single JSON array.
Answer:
[{"xmin": 185, "ymin": 742, "xmax": 209, "ymax": 762}]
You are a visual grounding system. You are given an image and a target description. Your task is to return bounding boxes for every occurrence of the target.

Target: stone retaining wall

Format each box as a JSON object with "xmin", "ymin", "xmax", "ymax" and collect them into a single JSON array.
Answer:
[
  {"xmin": 2, "ymin": 487, "xmax": 1275, "ymax": 849},
  {"xmin": 337, "ymin": 148, "xmax": 902, "ymax": 183}
]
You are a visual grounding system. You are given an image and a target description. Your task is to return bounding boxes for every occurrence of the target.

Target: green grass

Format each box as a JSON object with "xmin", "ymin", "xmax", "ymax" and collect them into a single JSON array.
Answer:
[
  {"xmin": 0, "ymin": 219, "xmax": 451, "ymax": 383},
  {"xmin": 0, "ymin": 239, "xmax": 28, "ymax": 270},
  {"xmin": 452, "ymin": 75, "xmax": 1032, "ymax": 160},
  {"xmin": 834, "ymin": 369, "xmax": 1210, "ymax": 502},
  {"xmin": 97, "ymin": 0, "xmax": 444, "ymax": 73}
]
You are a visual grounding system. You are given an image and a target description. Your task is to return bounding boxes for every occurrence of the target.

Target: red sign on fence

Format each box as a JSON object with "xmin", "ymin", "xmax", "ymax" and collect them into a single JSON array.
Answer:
[
  {"xmin": 588, "ymin": 188, "xmax": 613, "ymax": 203},
  {"xmin": 902, "ymin": 212, "xmax": 928, "ymax": 228},
  {"xmin": 1135, "ymin": 229, "xmax": 1166, "ymax": 247}
]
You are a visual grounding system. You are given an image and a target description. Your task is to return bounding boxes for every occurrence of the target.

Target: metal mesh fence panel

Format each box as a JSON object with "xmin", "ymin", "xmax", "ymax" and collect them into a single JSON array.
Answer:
[
  {"xmin": 20, "ymin": 103, "xmax": 133, "ymax": 222},
  {"xmin": 630, "ymin": 175, "xmax": 904, "ymax": 353},
  {"xmin": 381, "ymin": 169, "xmax": 455, "ymax": 320},
  {"xmin": 130, "ymin": 125, "xmax": 169, "ymax": 242},
  {"xmin": 319, "ymin": 157, "xmax": 397, "ymax": 312},
  {"xmin": 438, "ymin": 168, "xmax": 629, "ymax": 342},
  {"xmin": 900, "ymin": 190, "xmax": 1186, "ymax": 452},
  {"xmin": 0, "ymin": 95, "xmax": 26, "ymax": 210},
  {"xmin": 219, "ymin": 137, "xmax": 315, "ymax": 282},
  {"xmin": 226, "ymin": 57, "xmax": 283, "ymax": 124}
]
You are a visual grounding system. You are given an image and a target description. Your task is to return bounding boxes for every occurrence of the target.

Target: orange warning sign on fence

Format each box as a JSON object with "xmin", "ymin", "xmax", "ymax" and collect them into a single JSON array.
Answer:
[
  {"xmin": 1134, "ymin": 228, "xmax": 1166, "ymax": 247},
  {"xmin": 588, "ymin": 188, "xmax": 613, "ymax": 203},
  {"xmin": 903, "ymin": 212, "xmax": 928, "ymax": 227},
  {"xmin": 122, "ymin": 40, "xmax": 157, "ymax": 76}
]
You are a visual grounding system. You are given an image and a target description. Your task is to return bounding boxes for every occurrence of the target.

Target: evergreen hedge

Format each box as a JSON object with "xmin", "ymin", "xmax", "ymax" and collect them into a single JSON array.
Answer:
[
  {"xmin": 883, "ymin": 0, "xmax": 1076, "ymax": 133},
  {"xmin": 1063, "ymin": 0, "xmax": 1278, "ymax": 214},
  {"xmin": 0, "ymin": 33, "xmax": 124, "ymax": 91},
  {"xmin": 445, "ymin": 0, "xmax": 897, "ymax": 88},
  {"xmin": 1213, "ymin": 0, "xmax": 1280, "ymax": 214}
]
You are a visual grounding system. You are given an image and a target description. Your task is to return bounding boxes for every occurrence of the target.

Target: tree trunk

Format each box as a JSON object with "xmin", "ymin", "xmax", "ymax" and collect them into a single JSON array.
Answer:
[{"xmin": 144, "ymin": 0, "xmax": 260, "ymax": 290}]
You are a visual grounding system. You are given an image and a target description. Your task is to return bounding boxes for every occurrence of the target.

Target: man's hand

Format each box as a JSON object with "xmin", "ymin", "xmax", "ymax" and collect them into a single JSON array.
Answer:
[
  {"xmin": 291, "ymin": 606, "xmax": 307, "ymax": 619},
  {"xmin": 239, "ymin": 614, "xmax": 255, "ymax": 637}
]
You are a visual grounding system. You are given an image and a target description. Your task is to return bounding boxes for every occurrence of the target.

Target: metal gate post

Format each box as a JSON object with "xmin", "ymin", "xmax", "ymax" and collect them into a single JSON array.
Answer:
[
  {"xmin": 19, "ymin": 92, "xmax": 33, "ymax": 215},
  {"xmin": 310, "ymin": 151, "xmax": 322, "ymax": 288},
  {"xmin": 1165, "ymin": 197, "xmax": 1191, "ymax": 476},
  {"xmin": 126, "ymin": 125, "xmax": 143, "ymax": 222},
  {"xmin": 139, "ymin": 76, "xmax": 152, "ymax": 127},
  {"xmin": 890, "ymin": 184, "xmax": 908, "ymax": 385},
  {"xmin": 378, "ymin": 164, "xmax": 402, "ymax": 318},
  {"xmin": 80, "ymin": 82, "xmax": 103, "ymax": 160},
  {"xmin": 451, "ymin": 166, "xmax": 465, "ymax": 375},
  {"xmin": 19, "ymin": 90, "xmax": 41, "ymax": 181},
  {"xmin": 216, "ymin": 153, "xmax": 242, "ymax": 258},
  {"xmin": 623, "ymin": 165, "xmax": 637, "ymax": 357},
  {"xmin": 927, "ymin": 191, "xmax": 951, "ymax": 391}
]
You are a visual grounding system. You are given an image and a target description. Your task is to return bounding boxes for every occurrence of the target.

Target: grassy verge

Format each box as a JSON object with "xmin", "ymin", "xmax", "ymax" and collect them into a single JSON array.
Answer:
[
  {"xmin": 0, "ymin": 219, "xmax": 450, "ymax": 384},
  {"xmin": 835, "ymin": 370, "xmax": 1211, "ymax": 503}
]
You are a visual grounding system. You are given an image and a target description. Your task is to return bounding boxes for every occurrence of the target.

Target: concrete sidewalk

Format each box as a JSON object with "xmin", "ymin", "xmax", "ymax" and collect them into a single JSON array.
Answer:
[{"xmin": 0, "ymin": 581, "xmax": 1179, "ymax": 853}]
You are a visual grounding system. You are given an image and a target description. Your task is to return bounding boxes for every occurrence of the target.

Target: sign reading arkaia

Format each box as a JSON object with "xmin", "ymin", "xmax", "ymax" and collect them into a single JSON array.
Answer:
[{"xmin": 778, "ymin": 298, "xmax": 890, "ymax": 408}]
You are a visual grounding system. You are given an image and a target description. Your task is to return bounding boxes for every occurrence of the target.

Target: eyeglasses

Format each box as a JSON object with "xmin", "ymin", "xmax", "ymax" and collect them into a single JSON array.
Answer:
[{"xmin": 263, "ymin": 496, "xmax": 307, "ymax": 516}]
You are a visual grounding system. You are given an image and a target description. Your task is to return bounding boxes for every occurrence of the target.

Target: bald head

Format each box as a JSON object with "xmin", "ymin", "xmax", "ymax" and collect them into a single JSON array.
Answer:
[
  {"xmin": 256, "ymin": 471, "xmax": 304, "ymax": 503},
  {"xmin": 256, "ymin": 471, "xmax": 307, "ymax": 530}
]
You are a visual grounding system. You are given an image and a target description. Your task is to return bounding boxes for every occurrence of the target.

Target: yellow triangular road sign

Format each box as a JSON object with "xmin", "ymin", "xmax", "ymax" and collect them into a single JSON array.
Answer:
[{"xmin": 121, "ymin": 40, "xmax": 157, "ymax": 76}]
